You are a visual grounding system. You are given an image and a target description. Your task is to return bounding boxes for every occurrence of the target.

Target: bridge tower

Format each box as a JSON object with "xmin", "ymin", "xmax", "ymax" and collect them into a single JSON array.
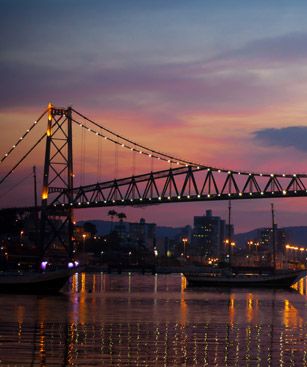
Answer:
[{"xmin": 40, "ymin": 103, "xmax": 74, "ymax": 261}]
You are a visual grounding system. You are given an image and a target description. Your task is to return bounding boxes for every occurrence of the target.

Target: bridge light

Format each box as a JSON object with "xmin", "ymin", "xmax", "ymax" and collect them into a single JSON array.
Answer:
[
  {"xmin": 149, "ymin": 197, "xmax": 152, "ymax": 200},
  {"xmin": 293, "ymin": 174, "xmax": 297, "ymax": 177},
  {"xmin": 88, "ymin": 128, "xmax": 91, "ymax": 132},
  {"xmin": 95, "ymin": 132, "xmax": 99, "ymax": 136},
  {"xmin": 139, "ymin": 151, "xmax": 143, "ymax": 154},
  {"xmin": 104, "ymin": 200, "xmax": 107, "ymax": 203},
  {"xmin": 187, "ymin": 195, "xmax": 190, "ymax": 198},
  {"xmin": 185, "ymin": 164, "xmax": 188, "ymax": 167},
  {"xmin": 78, "ymin": 202, "xmax": 81, "ymax": 205},
  {"xmin": 218, "ymin": 170, "xmax": 221, "ymax": 173},
  {"xmin": 177, "ymin": 162, "xmax": 179, "ymax": 165},
  {"xmin": 249, "ymin": 192, "xmax": 252, "ymax": 196},
  {"xmin": 149, "ymin": 154, "xmax": 152, "ymax": 157},
  {"xmin": 34, "ymin": 120, "xmax": 37, "ymax": 124},
  {"xmin": 283, "ymin": 190, "xmax": 287, "ymax": 195},
  {"xmin": 272, "ymin": 192, "xmax": 275, "ymax": 195},
  {"xmin": 260, "ymin": 173, "xmax": 263, "ymax": 176},
  {"xmin": 197, "ymin": 166, "xmax": 200, "ymax": 169},
  {"xmin": 261, "ymin": 192, "xmax": 264, "ymax": 195},
  {"xmin": 177, "ymin": 196, "xmax": 181, "ymax": 199},
  {"xmin": 158, "ymin": 196, "xmax": 161, "ymax": 200},
  {"xmin": 168, "ymin": 196, "xmax": 171, "ymax": 200},
  {"xmin": 228, "ymin": 171, "xmax": 231, "ymax": 174},
  {"xmin": 140, "ymin": 198, "xmax": 143, "ymax": 201},
  {"xmin": 282, "ymin": 174, "xmax": 285, "ymax": 177},
  {"xmin": 228, "ymin": 193, "xmax": 231, "ymax": 197},
  {"xmin": 238, "ymin": 172, "xmax": 241, "ymax": 175},
  {"xmin": 87, "ymin": 202, "xmax": 90, "ymax": 205},
  {"xmin": 42, "ymin": 189, "xmax": 48, "ymax": 200},
  {"xmin": 207, "ymin": 168, "xmax": 210, "ymax": 171},
  {"xmin": 239, "ymin": 193, "xmax": 242, "ymax": 196},
  {"xmin": 197, "ymin": 194, "xmax": 200, "ymax": 198},
  {"xmin": 207, "ymin": 194, "xmax": 211, "ymax": 198},
  {"xmin": 249, "ymin": 173, "xmax": 252, "ymax": 176},
  {"xmin": 121, "ymin": 144, "xmax": 125, "ymax": 147},
  {"xmin": 121, "ymin": 199, "xmax": 124, "ymax": 202},
  {"xmin": 130, "ymin": 199, "xmax": 133, "ymax": 202}
]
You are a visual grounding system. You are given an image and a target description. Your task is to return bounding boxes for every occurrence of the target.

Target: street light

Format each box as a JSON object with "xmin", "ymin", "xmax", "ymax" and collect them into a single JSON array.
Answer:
[
  {"xmin": 82, "ymin": 233, "xmax": 86, "ymax": 253},
  {"xmin": 182, "ymin": 237, "xmax": 188, "ymax": 258}
]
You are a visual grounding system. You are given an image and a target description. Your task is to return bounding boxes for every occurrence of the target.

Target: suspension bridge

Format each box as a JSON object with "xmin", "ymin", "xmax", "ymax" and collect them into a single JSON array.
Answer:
[{"xmin": 1, "ymin": 104, "xmax": 307, "ymax": 259}]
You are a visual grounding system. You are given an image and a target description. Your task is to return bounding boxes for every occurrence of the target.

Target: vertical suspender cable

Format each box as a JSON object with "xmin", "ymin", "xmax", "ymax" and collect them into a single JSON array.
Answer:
[{"xmin": 114, "ymin": 142, "xmax": 118, "ymax": 180}]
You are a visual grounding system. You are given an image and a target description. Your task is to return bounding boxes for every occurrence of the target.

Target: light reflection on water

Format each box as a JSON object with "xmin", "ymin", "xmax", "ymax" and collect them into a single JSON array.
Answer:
[{"xmin": 0, "ymin": 273, "xmax": 306, "ymax": 366}]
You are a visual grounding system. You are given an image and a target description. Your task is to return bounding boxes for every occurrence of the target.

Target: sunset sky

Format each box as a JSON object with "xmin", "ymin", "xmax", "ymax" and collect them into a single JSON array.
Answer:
[{"xmin": 2, "ymin": 0, "xmax": 307, "ymax": 232}]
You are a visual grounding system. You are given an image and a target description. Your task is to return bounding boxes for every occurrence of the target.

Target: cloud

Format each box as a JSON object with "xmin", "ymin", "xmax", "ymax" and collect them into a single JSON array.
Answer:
[
  {"xmin": 253, "ymin": 126, "xmax": 307, "ymax": 152},
  {"xmin": 0, "ymin": 56, "xmax": 290, "ymax": 118},
  {"xmin": 205, "ymin": 32, "xmax": 307, "ymax": 71}
]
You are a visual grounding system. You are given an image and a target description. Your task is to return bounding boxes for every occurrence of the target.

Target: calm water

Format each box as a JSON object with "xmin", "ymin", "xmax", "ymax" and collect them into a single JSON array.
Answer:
[{"xmin": 0, "ymin": 273, "xmax": 306, "ymax": 366}]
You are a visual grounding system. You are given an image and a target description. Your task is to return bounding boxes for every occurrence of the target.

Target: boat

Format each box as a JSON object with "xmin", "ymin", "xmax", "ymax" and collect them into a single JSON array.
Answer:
[
  {"xmin": 184, "ymin": 268, "xmax": 307, "ymax": 288},
  {"xmin": 0, "ymin": 267, "xmax": 77, "ymax": 294},
  {"xmin": 185, "ymin": 203, "xmax": 307, "ymax": 288}
]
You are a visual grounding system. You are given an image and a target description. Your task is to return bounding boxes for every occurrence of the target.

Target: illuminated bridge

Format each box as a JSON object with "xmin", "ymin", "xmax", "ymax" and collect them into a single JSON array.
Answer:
[{"xmin": 1, "ymin": 104, "xmax": 307, "ymax": 257}]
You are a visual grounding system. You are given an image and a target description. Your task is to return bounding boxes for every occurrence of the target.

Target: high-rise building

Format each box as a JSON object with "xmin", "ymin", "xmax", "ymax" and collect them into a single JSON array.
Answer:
[
  {"xmin": 190, "ymin": 210, "xmax": 228, "ymax": 260},
  {"xmin": 128, "ymin": 218, "xmax": 156, "ymax": 250}
]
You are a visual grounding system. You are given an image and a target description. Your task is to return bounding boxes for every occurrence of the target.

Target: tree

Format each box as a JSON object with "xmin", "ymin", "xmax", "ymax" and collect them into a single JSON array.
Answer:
[
  {"xmin": 117, "ymin": 212, "xmax": 127, "ymax": 222},
  {"xmin": 108, "ymin": 210, "xmax": 117, "ymax": 232}
]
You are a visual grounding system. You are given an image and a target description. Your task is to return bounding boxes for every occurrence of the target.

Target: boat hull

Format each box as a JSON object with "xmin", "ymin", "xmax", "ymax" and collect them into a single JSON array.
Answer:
[
  {"xmin": 184, "ymin": 270, "xmax": 307, "ymax": 288},
  {"xmin": 0, "ymin": 269, "xmax": 77, "ymax": 294}
]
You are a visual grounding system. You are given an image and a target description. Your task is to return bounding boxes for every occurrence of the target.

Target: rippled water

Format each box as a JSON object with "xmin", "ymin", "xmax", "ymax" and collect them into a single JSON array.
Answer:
[{"xmin": 0, "ymin": 273, "xmax": 306, "ymax": 366}]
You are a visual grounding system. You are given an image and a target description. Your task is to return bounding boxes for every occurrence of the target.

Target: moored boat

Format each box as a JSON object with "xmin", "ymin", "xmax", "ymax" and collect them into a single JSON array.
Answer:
[
  {"xmin": 184, "ymin": 268, "xmax": 307, "ymax": 288},
  {"xmin": 0, "ymin": 268, "xmax": 77, "ymax": 294}
]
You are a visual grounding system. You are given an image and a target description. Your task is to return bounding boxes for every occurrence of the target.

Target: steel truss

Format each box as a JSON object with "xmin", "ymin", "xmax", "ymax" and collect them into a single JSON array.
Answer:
[{"xmin": 50, "ymin": 165, "xmax": 307, "ymax": 209}]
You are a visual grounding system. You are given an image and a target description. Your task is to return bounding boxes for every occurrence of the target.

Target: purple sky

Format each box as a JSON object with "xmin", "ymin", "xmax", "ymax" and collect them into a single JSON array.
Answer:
[{"xmin": 2, "ymin": 1, "xmax": 307, "ymax": 232}]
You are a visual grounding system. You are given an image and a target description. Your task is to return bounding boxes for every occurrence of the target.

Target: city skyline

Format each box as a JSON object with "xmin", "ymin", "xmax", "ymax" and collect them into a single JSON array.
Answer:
[{"xmin": 2, "ymin": 1, "xmax": 307, "ymax": 231}]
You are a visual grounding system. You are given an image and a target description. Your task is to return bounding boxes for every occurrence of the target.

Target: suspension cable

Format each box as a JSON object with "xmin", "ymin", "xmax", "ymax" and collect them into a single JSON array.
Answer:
[
  {"xmin": 0, "ymin": 171, "xmax": 33, "ymax": 200},
  {"xmin": 0, "ymin": 109, "xmax": 47, "ymax": 164},
  {"xmin": 70, "ymin": 108, "xmax": 307, "ymax": 178},
  {"xmin": 71, "ymin": 109, "xmax": 196, "ymax": 167},
  {"xmin": 0, "ymin": 132, "xmax": 47, "ymax": 186}
]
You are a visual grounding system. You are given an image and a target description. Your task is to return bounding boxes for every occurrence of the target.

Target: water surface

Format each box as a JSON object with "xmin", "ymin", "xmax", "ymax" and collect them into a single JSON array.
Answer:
[{"xmin": 0, "ymin": 273, "xmax": 306, "ymax": 366}]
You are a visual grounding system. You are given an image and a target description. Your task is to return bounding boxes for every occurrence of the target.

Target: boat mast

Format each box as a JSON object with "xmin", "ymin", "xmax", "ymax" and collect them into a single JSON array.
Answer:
[
  {"xmin": 228, "ymin": 200, "xmax": 232, "ymax": 266},
  {"xmin": 33, "ymin": 166, "xmax": 39, "ymax": 248},
  {"xmin": 271, "ymin": 203, "xmax": 277, "ymax": 272}
]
